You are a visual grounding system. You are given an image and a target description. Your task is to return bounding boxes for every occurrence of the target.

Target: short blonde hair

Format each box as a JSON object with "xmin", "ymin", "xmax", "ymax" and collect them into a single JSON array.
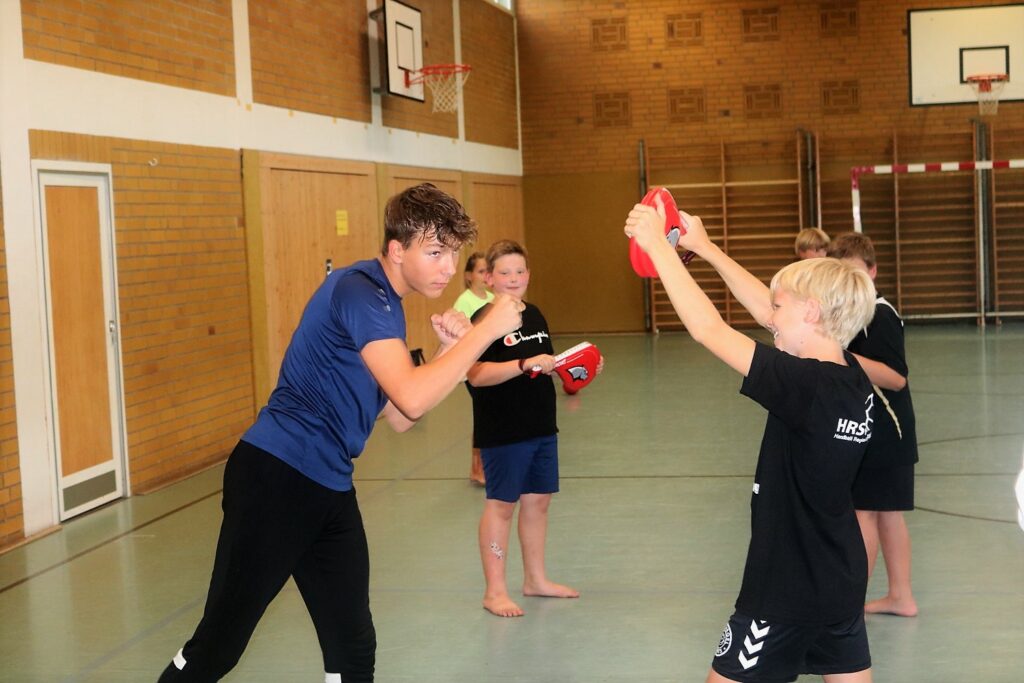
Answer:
[
  {"xmin": 770, "ymin": 258, "xmax": 875, "ymax": 347},
  {"xmin": 794, "ymin": 227, "xmax": 830, "ymax": 256}
]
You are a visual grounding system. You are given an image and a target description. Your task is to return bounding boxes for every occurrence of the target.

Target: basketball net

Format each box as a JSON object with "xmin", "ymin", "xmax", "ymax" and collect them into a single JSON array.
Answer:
[
  {"xmin": 405, "ymin": 64, "xmax": 471, "ymax": 114},
  {"xmin": 967, "ymin": 74, "xmax": 1008, "ymax": 116}
]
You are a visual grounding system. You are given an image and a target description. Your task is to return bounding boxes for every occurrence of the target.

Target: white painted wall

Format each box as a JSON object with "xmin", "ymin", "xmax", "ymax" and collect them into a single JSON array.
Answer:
[{"xmin": 0, "ymin": 0, "xmax": 521, "ymax": 535}]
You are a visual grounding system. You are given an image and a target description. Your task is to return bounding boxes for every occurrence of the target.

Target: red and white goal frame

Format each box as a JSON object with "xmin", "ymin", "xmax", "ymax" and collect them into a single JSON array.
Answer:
[
  {"xmin": 850, "ymin": 158, "xmax": 1024, "ymax": 323},
  {"xmin": 850, "ymin": 159, "xmax": 1024, "ymax": 232}
]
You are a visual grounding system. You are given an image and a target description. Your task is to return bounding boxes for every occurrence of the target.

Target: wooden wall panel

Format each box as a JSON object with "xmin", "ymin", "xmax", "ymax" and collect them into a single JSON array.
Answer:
[
  {"xmin": 0, "ymin": 168, "xmax": 24, "ymax": 549},
  {"xmin": 464, "ymin": 173, "xmax": 524, "ymax": 256},
  {"xmin": 524, "ymin": 170, "xmax": 645, "ymax": 334},
  {"xmin": 243, "ymin": 151, "xmax": 379, "ymax": 405},
  {"xmin": 21, "ymin": 0, "xmax": 235, "ymax": 96},
  {"xmin": 29, "ymin": 131, "xmax": 254, "ymax": 493}
]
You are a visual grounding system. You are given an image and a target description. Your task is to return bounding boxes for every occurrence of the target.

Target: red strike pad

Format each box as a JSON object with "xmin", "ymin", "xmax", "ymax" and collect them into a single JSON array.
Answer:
[
  {"xmin": 530, "ymin": 342, "xmax": 601, "ymax": 394},
  {"xmin": 629, "ymin": 187, "xmax": 696, "ymax": 277}
]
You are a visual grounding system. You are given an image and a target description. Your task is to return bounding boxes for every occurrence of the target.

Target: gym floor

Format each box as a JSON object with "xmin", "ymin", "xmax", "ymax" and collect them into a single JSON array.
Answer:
[{"xmin": 1, "ymin": 324, "xmax": 1022, "ymax": 682}]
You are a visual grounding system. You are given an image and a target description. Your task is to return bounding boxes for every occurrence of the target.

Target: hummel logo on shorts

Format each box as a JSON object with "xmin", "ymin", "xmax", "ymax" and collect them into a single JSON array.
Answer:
[{"xmin": 738, "ymin": 619, "xmax": 770, "ymax": 669}]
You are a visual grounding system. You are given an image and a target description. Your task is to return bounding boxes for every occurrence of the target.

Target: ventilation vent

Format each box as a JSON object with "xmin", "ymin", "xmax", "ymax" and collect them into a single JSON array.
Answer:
[
  {"xmin": 744, "ymin": 84, "xmax": 783, "ymax": 118},
  {"xmin": 594, "ymin": 92, "xmax": 632, "ymax": 127},
  {"xmin": 820, "ymin": 0, "xmax": 858, "ymax": 37},
  {"xmin": 666, "ymin": 13, "xmax": 702, "ymax": 46},
  {"xmin": 592, "ymin": 17, "xmax": 628, "ymax": 51},
  {"xmin": 668, "ymin": 88, "xmax": 707, "ymax": 123},
  {"xmin": 822, "ymin": 80, "xmax": 860, "ymax": 114},
  {"xmin": 742, "ymin": 7, "xmax": 780, "ymax": 42}
]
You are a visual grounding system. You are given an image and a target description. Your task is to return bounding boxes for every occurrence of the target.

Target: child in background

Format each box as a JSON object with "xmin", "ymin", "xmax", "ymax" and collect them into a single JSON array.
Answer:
[
  {"xmin": 467, "ymin": 240, "xmax": 593, "ymax": 618},
  {"xmin": 454, "ymin": 252, "xmax": 494, "ymax": 485},
  {"xmin": 794, "ymin": 227, "xmax": 831, "ymax": 260},
  {"xmin": 829, "ymin": 232, "xmax": 919, "ymax": 618},
  {"xmin": 453, "ymin": 252, "xmax": 494, "ymax": 319},
  {"xmin": 625, "ymin": 199, "xmax": 876, "ymax": 683}
]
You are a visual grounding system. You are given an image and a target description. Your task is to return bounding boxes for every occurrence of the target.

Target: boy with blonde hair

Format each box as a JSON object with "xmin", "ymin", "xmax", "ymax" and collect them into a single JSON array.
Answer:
[
  {"xmin": 625, "ymin": 199, "xmax": 876, "ymax": 683},
  {"xmin": 795, "ymin": 227, "xmax": 831, "ymax": 259},
  {"xmin": 828, "ymin": 232, "xmax": 919, "ymax": 618}
]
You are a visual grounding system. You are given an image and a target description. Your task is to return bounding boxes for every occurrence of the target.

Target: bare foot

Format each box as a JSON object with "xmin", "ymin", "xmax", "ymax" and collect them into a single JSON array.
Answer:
[
  {"xmin": 522, "ymin": 580, "xmax": 579, "ymax": 599},
  {"xmin": 484, "ymin": 594, "xmax": 524, "ymax": 617},
  {"xmin": 865, "ymin": 596, "xmax": 918, "ymax": 617}
]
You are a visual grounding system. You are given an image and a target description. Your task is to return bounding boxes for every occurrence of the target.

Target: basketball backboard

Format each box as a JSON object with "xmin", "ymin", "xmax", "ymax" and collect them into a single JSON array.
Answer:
[
  {"xmin": 908, "ymin": 4, "xmax": 1024, "ymax": 107},
  {"xmin": 375, "ymin": 0, "xmax": 425, "ymax": 102}
]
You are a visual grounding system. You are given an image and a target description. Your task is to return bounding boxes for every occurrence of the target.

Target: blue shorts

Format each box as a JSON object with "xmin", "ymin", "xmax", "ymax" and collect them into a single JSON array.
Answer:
[{"xmin": 481, "ymin": 434, "xmax": 559, "ymax": 502}]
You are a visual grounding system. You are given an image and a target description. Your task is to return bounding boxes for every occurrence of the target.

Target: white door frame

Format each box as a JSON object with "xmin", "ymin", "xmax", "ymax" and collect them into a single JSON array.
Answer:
[{"xmin": 30, "ymin": 160, "xmax": 130, "ymax": 520}]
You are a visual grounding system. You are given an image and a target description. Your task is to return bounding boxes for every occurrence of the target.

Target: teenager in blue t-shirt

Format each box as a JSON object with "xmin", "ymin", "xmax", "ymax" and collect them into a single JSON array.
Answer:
[{"xmin": 158, "ymin": 184, "xmax": 525, "ymax": 683}]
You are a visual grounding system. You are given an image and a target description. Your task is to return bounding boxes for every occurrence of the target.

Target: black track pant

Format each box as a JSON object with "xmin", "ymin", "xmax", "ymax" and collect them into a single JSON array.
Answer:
[{"xmin": 158, "ymin": 441, "xmax": 375, "ymax": 682}]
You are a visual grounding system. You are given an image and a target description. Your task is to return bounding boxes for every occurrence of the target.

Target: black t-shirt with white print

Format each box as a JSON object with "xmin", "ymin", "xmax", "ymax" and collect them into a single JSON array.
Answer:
[
  {"xmin": 847, "ymin": 298, "xmax": 918, "ymax": 469},
  {"xmin": 468, "ymin": 302, "xmax": 557, "ymax": 448},
  {"xmin": 735, "ymin": 342, "xmax": 874, "ymax": 625}
]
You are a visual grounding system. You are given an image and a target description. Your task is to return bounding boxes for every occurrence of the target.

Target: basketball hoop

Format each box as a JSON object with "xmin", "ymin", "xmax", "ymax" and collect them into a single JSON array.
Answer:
[
  {"xmin": 966, "ymin": 74, "xmax": 1008, "ymax": 116},
  {"xmin": 405, "ymin": 64, "xmax": 471, "ymax": 113}
]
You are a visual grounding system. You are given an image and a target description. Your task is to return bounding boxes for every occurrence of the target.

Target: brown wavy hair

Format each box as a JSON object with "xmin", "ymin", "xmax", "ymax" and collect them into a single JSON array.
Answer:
[{"xmin": 381, "ymin": 183, "xmax": 477, "ymax": 255}]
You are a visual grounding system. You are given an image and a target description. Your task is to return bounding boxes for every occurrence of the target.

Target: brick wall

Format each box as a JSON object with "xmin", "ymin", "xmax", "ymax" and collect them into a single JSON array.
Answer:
[
  {"xmin": 22, "ymin": 0, "xmax": 235, "ymax": 96},
  {"xmin": 516, "ymin": 0, "xmax": 1024, "ymax": 333},
  {"xmin": 249, "ymin": 0, "xmax": 371, "ymax": 122},
  {"xmin": 0, "ymin": 170, "xmax": 23, "ymax": 548},
  {"xmin": 461, "ymin": 0, "xmax": 519, "ymax": 148},
  {"xmin": 29, "ymin": 132, "xmax": 255, "ymax": 493},
  {"xmin": 516, "ymin": 0, "xmax": 1024, "ymax": 175}
]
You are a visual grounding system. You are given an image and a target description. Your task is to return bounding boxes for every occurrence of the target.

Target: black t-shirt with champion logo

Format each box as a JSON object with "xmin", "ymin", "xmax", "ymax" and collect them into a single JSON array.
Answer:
[
  {"xmin": 468, "ymin": 302, "xmax": 557, "ymax": 448},
  {"xmin": 847, "ymin": 298, "xmax": 918, "ymax": 469},
  {"xmin": 736, "ymin": 342, "xmax": 874, "ymax": 625}
]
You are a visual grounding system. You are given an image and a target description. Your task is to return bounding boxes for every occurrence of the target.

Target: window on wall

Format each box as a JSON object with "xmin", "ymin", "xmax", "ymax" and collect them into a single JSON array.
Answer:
[{"xmin": 491, "ymin": 0, "xmax": 513, "ymax": 10}]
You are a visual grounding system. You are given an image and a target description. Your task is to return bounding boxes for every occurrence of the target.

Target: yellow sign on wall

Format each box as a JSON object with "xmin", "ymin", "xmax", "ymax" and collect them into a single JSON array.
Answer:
[{"xmin": 335, "ymin": 209, "xmax": 349, "ymax": 236}]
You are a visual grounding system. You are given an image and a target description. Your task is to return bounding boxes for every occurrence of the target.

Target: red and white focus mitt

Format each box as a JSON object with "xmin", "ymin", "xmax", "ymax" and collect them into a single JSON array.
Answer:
[
  {"xmin": 535, "ymin": 342, "xmax": 601, "ymax": 394},
  {"xmin": 629, "ymin": 187, "xmax": 696, "ymax": 277}
]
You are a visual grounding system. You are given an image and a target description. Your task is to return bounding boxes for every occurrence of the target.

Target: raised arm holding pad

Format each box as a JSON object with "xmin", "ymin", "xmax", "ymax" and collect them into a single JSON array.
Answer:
[{"xmin": 629, "ymin": 187, "xmax": 697, "ymax": 278}]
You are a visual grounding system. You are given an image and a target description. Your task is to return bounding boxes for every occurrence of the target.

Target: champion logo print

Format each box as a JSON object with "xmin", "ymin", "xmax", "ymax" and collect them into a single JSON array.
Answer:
[{"xmin": 738, "ymin": 620, "xmax": 770, "ymax": 670}]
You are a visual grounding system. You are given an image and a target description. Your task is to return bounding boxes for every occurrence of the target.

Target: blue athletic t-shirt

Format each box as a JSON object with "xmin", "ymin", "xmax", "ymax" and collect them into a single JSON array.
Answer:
[{"xmin": 243, "ymin": 259, "xmax": 405, "ymax": 491}]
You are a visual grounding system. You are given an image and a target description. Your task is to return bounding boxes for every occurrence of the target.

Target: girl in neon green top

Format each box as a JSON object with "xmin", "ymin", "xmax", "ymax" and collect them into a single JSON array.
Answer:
[{"xmin": 454, "ymin": 252, "xmax": 494, "ymax": 319}]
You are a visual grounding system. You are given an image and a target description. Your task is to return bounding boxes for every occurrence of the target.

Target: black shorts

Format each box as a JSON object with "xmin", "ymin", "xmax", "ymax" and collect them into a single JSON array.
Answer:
[
  {"xmin": 711, "ymin": 612, "xmax": 871, "ymax": 683},
  {"xmin": 852, "ymin": 463, "xmax": 915, "ymax": 511}
]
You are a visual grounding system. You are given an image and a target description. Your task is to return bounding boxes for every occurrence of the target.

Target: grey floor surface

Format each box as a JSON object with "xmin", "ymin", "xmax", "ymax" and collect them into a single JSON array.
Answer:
[{"xmin": 1, "ymin": 325, "xmax": 1022, "ymax": 682}]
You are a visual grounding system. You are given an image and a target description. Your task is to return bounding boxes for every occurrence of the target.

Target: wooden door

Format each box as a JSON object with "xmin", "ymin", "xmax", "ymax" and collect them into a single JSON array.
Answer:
[
  {"xmin": 244, "ymin": 152, "xmax": 379, "ymax": 403},
  {"xmin": 36, "ymin": 167, "xmax": 126, "ymax": 520}
]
